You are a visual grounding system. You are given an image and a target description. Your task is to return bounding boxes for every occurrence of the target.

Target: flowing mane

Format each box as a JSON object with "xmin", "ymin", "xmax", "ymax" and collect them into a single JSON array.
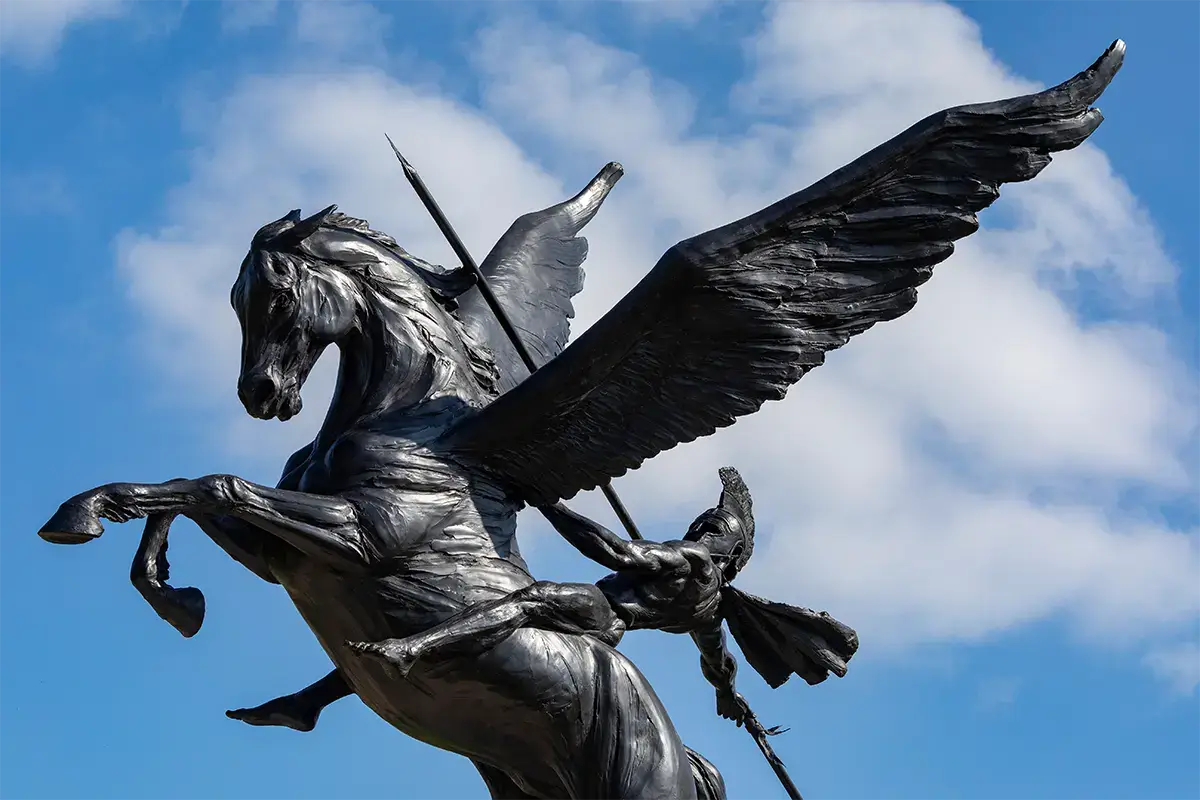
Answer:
[{"xmin": 323, "ymin": 211, "xmax": 401, "ymax": 250}]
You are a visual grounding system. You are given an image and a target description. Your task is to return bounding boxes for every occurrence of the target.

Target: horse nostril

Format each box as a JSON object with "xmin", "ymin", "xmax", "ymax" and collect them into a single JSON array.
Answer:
[{"xmin": 238, "ymin": 373, "xmax": 277, "ymax": 411}]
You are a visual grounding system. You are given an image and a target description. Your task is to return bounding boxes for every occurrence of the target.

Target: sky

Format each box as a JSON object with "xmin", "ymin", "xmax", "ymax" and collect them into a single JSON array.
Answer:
[{"xmin": 1, "ymin": 1, "xmax": 1197, "ymax": 799}]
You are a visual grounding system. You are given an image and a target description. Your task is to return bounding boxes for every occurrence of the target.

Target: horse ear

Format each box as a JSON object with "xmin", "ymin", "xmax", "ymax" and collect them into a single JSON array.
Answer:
[
  {"xmin": 252, "ymin": 209, "xmax": 304, "ymax": 247},
  {"xmin": 277, "ymin": 204, "xmax": 338, "ymax": 248}
]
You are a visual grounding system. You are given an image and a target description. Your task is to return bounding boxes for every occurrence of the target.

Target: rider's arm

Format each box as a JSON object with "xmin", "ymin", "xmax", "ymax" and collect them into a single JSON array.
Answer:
[
  {"xmin": 538, "ymin": 503, "xmax": 681, "ymax": 573},
  {"xmin": 692, "ymin": 618, "xmax": 753, "ymax": 724},
  {"xmin": 691, "ymin": 618, "xmax": 738, "ymax": 697}
]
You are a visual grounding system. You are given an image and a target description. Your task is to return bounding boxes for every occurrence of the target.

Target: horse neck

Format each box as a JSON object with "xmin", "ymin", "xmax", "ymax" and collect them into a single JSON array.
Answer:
[{"xmin": 314, "ymin": 278, "xmax": 475, "ymax": 450}]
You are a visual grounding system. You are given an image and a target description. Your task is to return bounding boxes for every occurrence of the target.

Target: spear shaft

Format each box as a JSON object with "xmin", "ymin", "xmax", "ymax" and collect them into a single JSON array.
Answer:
[
  {"xmin": 385, "ymin": 135, "xmax": 643, "ymax": 541},
  {"xmin": 743, "ymin": 711, "xmax": 805, "ymax": 800},
  {"xmin": 387, "ymin": 136, "xmax": 811, "ymax": 800}
]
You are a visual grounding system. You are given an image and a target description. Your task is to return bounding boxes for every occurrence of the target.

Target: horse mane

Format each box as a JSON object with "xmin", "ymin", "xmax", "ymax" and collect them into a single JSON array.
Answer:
[
  {"xmin": 323, "ymin": 212, "xmax": 401, "ymax": 251},
  {"xmin": 338, "ymin": 215, "xmax": 501, "ymax": 400}
]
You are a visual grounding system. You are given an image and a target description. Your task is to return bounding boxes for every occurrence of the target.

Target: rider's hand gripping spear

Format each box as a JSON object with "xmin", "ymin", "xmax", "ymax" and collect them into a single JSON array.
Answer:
[{"xmin": 385, "ymin": 135, "xmax": 805, "ymax": 800}]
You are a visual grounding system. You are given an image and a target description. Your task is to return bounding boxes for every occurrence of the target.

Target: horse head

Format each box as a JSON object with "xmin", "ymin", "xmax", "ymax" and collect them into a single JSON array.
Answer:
[
  {"xmin": 232, "ymin": 206, "xmax": 347, "ymax": 420},
  {"xmin": 232, "ymin": 206, "xmax": 488, "ymax": 423}
]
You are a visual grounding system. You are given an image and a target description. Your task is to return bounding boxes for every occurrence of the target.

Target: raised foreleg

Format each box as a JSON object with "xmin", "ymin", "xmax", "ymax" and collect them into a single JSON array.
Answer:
[
  {"xmin": 126, "ymin": 508, "xmax": 287, "ymax": 639},
  {"xmin": 128, "ymin": 445, "xmax": 311, "ymax": 634},
  {"xmin": 40, "ymin": 474, "xmax": 374, "ymax": 572},
  {"xmin": 130, "ymin": 513, "xmax": 208, "ymax": 637}
]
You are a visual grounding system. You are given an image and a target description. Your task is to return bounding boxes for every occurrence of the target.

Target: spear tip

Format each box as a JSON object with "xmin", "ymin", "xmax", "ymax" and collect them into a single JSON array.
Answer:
[{"xmin": 383, "ymin": 133, "xmax": 416, "ymax": 176}]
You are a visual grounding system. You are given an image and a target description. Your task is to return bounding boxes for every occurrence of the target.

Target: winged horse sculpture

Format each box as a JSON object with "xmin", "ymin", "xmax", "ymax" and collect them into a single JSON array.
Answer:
[{"xmin": 39, "ymin": 40, "xmax": 1124, "ymax": 799}]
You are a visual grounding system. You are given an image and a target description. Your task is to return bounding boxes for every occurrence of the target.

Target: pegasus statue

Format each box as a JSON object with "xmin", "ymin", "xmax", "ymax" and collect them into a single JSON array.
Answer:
[{"xmin": 39, "ymin": 40, "xmax": 1124, "ymax": 799}]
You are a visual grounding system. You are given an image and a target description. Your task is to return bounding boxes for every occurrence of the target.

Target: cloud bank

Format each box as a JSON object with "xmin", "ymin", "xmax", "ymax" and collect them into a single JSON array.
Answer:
[{"xmin": 0, "ymin": 0, "xmax": 127, "ymax": 66}]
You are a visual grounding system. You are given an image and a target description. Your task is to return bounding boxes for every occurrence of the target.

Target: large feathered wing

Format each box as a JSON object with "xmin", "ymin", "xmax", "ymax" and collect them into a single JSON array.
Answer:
[
  {"xmin": 457, "ymin": 163, "xmax": 624, "ymax": 394},
  {"xmin": 444, "ymin": 41, "xmax": 1125, "ymax": 505}
]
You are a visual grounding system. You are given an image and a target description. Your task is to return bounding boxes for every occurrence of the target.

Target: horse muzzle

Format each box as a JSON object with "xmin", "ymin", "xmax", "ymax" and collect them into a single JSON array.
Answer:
[{"xmin": 238, "ymin": 371, "xmax": 301, "ymax": 420}]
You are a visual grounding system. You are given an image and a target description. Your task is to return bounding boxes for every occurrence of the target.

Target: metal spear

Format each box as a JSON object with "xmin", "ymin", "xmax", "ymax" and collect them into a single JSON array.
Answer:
[
  {"xmin": 384, "ymin": 134, "xmax": 643, "ymax": 541},
  {"xmin": 743, "ymin": 711, "xmax": 805, "ymax": 800},
  {"xmin": 386, "ymin": 136, "xmax": 808, "ymax": 799}
]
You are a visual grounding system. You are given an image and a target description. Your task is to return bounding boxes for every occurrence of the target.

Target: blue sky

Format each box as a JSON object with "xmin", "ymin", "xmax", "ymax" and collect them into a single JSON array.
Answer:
[{"xmin": 1, "ymin": 2, "xmax": 1196, "ymax": 799}]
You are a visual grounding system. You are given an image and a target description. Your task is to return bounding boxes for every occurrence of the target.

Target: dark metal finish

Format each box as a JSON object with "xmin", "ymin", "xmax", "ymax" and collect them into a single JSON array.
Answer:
[
  {"xmin": 600, "ymin": 482, "xmax": 644, "ymax": 540},
  {"xmin": 130, "ymin": 512, "xmax": 205, "ymax": 638},
  {"xmin": 36, "ymin": 40, "xmax": 1124, "ymax": 799},
  {"xmin": 744, "ymin": 712, "xmax": 805, "ymax": 800},
  {"xmin": 384, "ymin": 135, "xmax": 524, "ymax": 366},
  {"xmin": 386, "ymin": 134, "xmax": 643, "ymax": 541}
]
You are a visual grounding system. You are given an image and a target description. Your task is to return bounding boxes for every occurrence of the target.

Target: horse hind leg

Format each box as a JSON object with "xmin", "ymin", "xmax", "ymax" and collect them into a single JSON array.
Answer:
[
  {"xmin": 473, "ymin": 762, "xmax": 541, "ymax": 800},
  {"xmin": 685, "ymin": 746, "xmax": 728, "ymax": 800}
]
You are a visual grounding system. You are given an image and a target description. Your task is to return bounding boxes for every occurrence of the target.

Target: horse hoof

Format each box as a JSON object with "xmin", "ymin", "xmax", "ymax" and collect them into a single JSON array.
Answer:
[
  {"xmin": 135, "ymin": 583, "xmax": 206, "ymax": 638},
  {"xmin": 39, "ymin": 501, "xmax": 104, "ymax": 545},
  {"xmin": 158, "ymin": 586, "xmax": 206, "ymax": 638}
]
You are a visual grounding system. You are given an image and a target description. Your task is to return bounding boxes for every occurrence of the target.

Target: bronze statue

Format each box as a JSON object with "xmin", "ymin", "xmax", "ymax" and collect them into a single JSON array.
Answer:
[
  {"xmin": 230, "ymin": 467, "xmax": 854, "ymax": 727},
  {"xmin": 38, "ymin": 40, "xmax": 1125, "ymax": 799}
]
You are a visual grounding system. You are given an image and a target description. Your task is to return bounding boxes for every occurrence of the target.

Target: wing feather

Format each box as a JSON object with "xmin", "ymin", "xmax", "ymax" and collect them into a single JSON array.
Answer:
[
  {"xmin": 458, "ymin": 163, "xmax": 624, "ymax": 393},
  {"xmin": 445, "ymin": 41, "xmax": 1125, "ymax": 505}
]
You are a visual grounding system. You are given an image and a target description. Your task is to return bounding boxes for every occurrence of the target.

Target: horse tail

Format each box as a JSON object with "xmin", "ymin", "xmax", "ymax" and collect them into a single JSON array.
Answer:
[{"xmin": 685, "ymin": 745, "xmax": 727, "ymax": 800}]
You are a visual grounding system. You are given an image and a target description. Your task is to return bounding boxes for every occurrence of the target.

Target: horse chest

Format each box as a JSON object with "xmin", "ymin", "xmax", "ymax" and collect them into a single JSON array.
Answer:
[
  {"xmin": 296, "ymin": 458, "xmax": 332, "ymax": 494},
  {"xmin": 291, "ymin": 430, "xmax": 501, "ymax": 560},
  {"xmin": 295, "ymin": 430, "xmax": 429, "ymax": 495}
]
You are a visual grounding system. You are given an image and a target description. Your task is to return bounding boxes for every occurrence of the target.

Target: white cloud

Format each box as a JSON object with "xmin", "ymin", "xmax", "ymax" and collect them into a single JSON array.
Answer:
[
  {"xmin": 117, "ymin": 64, "xmax": 590, "ymax": 472},
  {"xmin": 1144, "ymin": 642, "xmax": 1200, "ymax": 697},
  {"xmin": 219, "ymin": 0, "xmax": 278, "ymax": 34},
  {"xmin": 0, "ymin": 0, "xmax": 127, "ymax": 66},
  {"xmin": 217, "ymin": 0, "xmax": 399, "ymax": 66},
  {"xmin": 740, "ymin": 1, "xmax": 1175, "ymax": 297},
  {"xmin": 618, "ymin": 0, "xmax": 722, "ymax": 26},
  {"xmin": 293, "ymin": 0, "xmax": 390, "ymax": 59},
  {"xmin": 115, "ymin": 1, "xmax": 1198, "ymax": 689}
]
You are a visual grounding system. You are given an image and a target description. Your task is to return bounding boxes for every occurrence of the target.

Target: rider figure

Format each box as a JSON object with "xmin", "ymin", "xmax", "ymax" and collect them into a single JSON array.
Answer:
[{"xmin": 227, "ymin": 468, "xmax": 857, "ymax": 732}]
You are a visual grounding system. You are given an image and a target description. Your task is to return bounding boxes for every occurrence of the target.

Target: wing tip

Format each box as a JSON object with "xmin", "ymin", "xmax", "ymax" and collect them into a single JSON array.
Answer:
[
  {"xmin": 1060, "ymin": 38, "xmax": 1125, "ymax": 104},
  {"xmin": 562, "ymin": 162, "xmax": 624, "ymax": 227},
  {"xmin": 590, "ymin": 162, "xmax": 625, "ymax": 192},
  {"xmin": 1094, "ymin": 37, "xmax": 1126, "ymax": 84},
  {"xmin": 601, "ymin": 161, "xmax": 625, "ymax": 182}
]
